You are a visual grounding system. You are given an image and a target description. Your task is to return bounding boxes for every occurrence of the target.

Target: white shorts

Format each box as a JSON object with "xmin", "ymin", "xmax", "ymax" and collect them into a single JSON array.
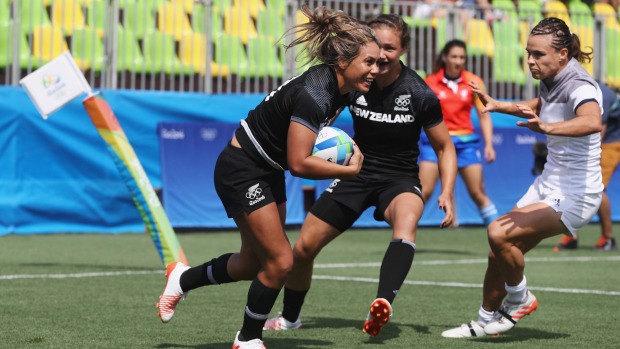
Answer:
[{"xmin": 516, "ymin": 176, "xmax": 602, "ymax": 236}]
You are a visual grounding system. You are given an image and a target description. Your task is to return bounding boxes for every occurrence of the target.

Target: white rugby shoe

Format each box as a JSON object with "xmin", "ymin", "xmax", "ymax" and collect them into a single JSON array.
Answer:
[
  {"xmin": 232, "ymin": 331, "xmax": 266, "ymax": 349},
  {"xmin": 484, "ymin": 291, "xmax": 538, "ymax": 335},
  {"xmin": 263, "ymin": 313, "xmax": 302, "ymax": 330},
  {"xmin": 441, "ymin": 320, "xmax": 487, "ymax": 338},
  {"xmin": 156, "ymin": 261, "xmax": 190, "ymax": 323}
]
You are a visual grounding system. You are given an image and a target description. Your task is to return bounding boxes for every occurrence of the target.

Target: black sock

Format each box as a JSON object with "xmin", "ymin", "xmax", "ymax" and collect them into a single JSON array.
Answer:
[
  {"xmin": 239, "ymin": 278, "xmax": 281, "ymax": 341},
  {"xmin": 179, "ymin": 253, "xmax": 234, "ymax": 292},
  {"xmin": 281, "ymin": 287, "xmax": 308, "ymax": 323},
  {"xmin": 376, "ymin": 239, "xmax": 416, "ymax": 304}
]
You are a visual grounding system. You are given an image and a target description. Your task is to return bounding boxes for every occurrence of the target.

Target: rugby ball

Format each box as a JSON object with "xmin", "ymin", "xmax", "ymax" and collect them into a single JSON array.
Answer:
[{"xmin": 312, "ymin": 126, "xmax": 354, "ymax": 165}]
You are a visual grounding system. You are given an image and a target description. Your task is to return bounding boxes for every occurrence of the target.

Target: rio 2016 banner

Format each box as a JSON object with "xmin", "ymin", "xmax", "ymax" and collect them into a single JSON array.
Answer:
[{"xmin": 83, "ymin": 93, "xmax": 188, "ymax": 266}]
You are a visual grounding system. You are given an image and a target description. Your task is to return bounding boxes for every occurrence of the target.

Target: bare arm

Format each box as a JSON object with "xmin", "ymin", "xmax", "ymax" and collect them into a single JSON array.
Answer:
[
  {"xmin": 287, "ymin": 122, "xmax": 364, "ymax": 180},
  {"xmin": 473, "ymin": 82, "xmax": 496, "ymax": 163},
  {"xmin": 469, "ymin": 81, "xmax": 540, "ymax": 118},
  {"xmin": 516, "ymin": 101, "xmax": 603, "ymax": 136},
  {"xmin": 425, "ymin": 121, "xmax": 457, "ymax": 228}
]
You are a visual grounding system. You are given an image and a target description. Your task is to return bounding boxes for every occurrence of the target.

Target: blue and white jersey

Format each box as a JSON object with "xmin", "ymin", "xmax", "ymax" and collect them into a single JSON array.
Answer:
[{"xmin": 539, "ymin": 58, "xmax": 603, "ymax": 194}]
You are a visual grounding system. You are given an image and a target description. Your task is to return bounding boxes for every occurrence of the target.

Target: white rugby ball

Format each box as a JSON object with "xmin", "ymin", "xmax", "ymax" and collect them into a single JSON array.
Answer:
[{"xmin": 312, "ymin": 126, "xmax": 354, "ymax": 165}]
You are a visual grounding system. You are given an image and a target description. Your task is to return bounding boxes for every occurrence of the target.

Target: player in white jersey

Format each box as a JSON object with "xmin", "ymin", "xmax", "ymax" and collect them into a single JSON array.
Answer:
[{"xmin": 442, "ymin": 17, "xmax": 604, "ymax": 338}]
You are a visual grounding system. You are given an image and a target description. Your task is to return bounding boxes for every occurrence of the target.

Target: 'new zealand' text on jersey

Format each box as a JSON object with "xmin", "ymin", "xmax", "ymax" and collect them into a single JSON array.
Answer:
[
  {"xmin": 348, "ymin": 63, "xmax": 443, "ymax": 178},
  {"xmin": 236, "ymin": 64, "xmax": 346, "ymax": 170},
  {"xmin": 539, "ymin": 58, "xmax": 604, "ymax": 194}
]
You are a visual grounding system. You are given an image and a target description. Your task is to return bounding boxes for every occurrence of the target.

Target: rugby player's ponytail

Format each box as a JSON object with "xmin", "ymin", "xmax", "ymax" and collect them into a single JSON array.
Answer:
[{"xmin": 281, "ymin": 5, "xmax": 378, "ymax": 68}]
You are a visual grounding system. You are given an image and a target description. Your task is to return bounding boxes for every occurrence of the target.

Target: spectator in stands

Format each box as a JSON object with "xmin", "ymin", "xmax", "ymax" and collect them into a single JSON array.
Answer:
[
  {"xmin": 554, "ymin": 79, "xmax": 619, "ymax": 251},
  {"xmin": 155, "ymin": 5, "xmax": 381, "ymax": 349},
  {"xmin": 442, "ymin": 17, "xmax": 603, "ymax": 338},
  {"xmin": 422, "ymin": 39, "xmax": 499, "ymax": 226},
  {"xmin": 411, "ymin": 0, "xmax": 498, "ymax": 37},
  {"xmin": 263, "ymin": 14, "xmax": 457, "ymax": 337}
]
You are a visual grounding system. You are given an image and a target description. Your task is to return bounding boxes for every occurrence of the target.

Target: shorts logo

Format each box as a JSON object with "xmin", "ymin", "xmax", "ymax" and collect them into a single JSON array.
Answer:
[
  {"xmin": 413, "ymin": 186, "xmax": 421, "ymax": 195},
  {"xmin": 325, "ymin": 179, "xmax": 340, "ymax": 193},
  {"xmin": 394, "ymin": 94, "xmax": 410, "ymax": 111},
  {"xmin": 553, "ymin": 198, "xmax": 561, "ymax": 207},
  {"xmin": 246, "ymin": 183, "xmax": 266, "ymax": 206}
]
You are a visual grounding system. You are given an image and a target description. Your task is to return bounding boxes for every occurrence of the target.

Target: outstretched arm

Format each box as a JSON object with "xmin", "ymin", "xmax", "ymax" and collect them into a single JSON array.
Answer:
[
  {"xmin": 515, "ymin": 101, "xmax": 602, "ymax": 136},
  {"xmin": 469, "ymin": 81, "xmax": 539, "ymax": 119}
]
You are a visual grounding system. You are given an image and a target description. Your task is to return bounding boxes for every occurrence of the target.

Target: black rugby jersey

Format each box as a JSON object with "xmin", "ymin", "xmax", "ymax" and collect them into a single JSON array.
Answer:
[
  {"xmin": 348, "ymin": 63, "xmax": 443, "ymax": 178},
  {"xmin": 236, "ymin": 64, "xmax": 346, "ymax": 170}
]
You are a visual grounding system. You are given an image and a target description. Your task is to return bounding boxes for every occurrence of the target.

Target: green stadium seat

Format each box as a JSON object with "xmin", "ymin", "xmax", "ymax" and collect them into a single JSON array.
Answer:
[
  {"xmin": 234, "ymin": 0, "xmax": 265, "ymax": 19},
  {"xmin": 256, "ymin": 8, "xmax": 285, "ymax": 42},
  {"xmin": 594, "ymin": 3, "xmax": 620, "ymax": 30},
  {"xmin": 570, "ymin": 1, "xmax": 594, "ymax": 28},
  {"xmin": 71, "ymin": 27, "xmax": 105, "ymax": 71},
  {"xmin": 86, "ymin": 0, "xmax": 106, "ymax": 37},
  {"xmin": 247, "ymin": 37, "xmax": 284, "ymax": 77},
  {"xmin": 213, "ymin": 0, "xmax": 233, "ymax": 15},
  {"xmin": 604, "ymin": 27, "xmax": 620, "ymax": 88},
  {"xmin": 191, "ymin": 4, "xmax": 223, "ymax": 35},
  {"xmin": 143, "ymin": 31, "xmax": 183, "ymax": 74},
  {"xmin": 518, "ymin": 0, "xmax": 543, "ymax": 47},
  {"xmin": 265, "ymin": 0, "xmax": 286, "ymax": 16},
  {"xmin": 115, "ymin": 26, "xmax": 146, "ymax": 73},
  {"xmin": 20, "ymin": 0, "xmax": 52, "ymax": 35},
  {"xmin": 493, "ymin": 21, "xmax": 526, "ymax": 85},
  {"xmin": 493, "ymin": 0, "xmax": 519, "ymax": 23},
  {"xmin": 0, "ymin": 1, "xmax": 9, "ymax": 26},
  {"xmin": 213, "ymin": 33, "xmax": 250, "ymax": 76},
  {"xmin": 0, "ymin": 21, "xmax": 32, "ymax": 69},
  {"xmin": 122, "ymin": 0, "xmax": 158, "ymax": 39}
]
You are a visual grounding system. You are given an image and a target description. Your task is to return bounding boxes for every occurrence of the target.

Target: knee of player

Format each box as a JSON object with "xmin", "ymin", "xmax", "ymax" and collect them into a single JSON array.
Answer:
[
  {"xmin": 293, "ymin": 241, "xmax": 321, "ymax": 262},
  {"xmin": 266, "ymin": 252, "xmax": 294, "ymax": 282},
  {"xmin": 487, "ymin": 221, "xmax": 508, "ymax": 249}
]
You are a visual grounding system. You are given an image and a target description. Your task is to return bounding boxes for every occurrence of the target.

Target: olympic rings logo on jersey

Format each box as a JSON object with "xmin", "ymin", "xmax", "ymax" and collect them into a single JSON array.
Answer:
[{"xmin": 395, "ymin": 95, "xmax": 411, "ymax": 107}]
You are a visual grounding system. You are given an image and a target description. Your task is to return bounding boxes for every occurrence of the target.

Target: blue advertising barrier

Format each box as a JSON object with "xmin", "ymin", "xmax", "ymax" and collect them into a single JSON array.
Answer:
[
  {"xmin": 157, "ymin": 121, "xmax": 305, "ymax": 228},
  {"xmin": 1, "ymin": 85, "xmax": 618, "ymax": 234}
]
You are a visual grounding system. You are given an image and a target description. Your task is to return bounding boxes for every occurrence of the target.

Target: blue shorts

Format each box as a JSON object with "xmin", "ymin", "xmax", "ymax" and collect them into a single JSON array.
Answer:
[{"xmin": 419, "ymin": 133, "xmax": 482, "ymax": 169}]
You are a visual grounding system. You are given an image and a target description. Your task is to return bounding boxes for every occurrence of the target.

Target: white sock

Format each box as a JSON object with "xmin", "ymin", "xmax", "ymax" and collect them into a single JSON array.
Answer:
[
  {"xmin": 505, "ymin": 276, "xmax": 527, "ymax": 303},
  {"xmin": 477, "ymin": 306, "xmax": 494, "ymax": 326}
]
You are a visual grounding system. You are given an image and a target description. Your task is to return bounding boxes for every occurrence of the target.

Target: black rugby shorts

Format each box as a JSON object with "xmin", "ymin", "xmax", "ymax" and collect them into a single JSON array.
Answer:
[{"xmin": 214, "ymin": 143, "xmax": 286, "ymax": 218}]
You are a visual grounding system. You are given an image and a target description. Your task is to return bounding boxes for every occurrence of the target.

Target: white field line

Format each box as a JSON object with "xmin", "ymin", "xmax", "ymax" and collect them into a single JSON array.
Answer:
[{"xmin": 1, "ymin": 256, "xmax": 618, "ymax": 296}]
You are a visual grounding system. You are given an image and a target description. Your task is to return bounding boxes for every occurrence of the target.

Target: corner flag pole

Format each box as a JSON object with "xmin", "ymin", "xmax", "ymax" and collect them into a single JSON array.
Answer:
[{"xmin": 20, "ymin": 52, "xmax": 188, "ymax": 266}]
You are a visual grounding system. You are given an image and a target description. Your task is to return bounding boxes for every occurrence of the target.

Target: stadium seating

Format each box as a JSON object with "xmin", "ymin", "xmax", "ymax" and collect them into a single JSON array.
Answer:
[
  {"xmin": 518, "ymin": 0, "xmax": 543, "ymax": 47},
  {"xmin": 223, "ymin": 6, "xmax": 258, "ymax": 44},
  {"xmin": 191, "ymin": 4, "xmax": 223, "ymax": 35},
  {"xmin": 466, "ymin": 19, "xmax": 495, "ymax": 59},
  {"xmin": 213, "ymin": 0, "xmax": 233, "ymax": 14},
  {"xmin": 179, "ymin": 32, "xmax": 229, "ymax": 76},
  {"xmin": 32, "ymin": 25, "xmax": 69, "ymax": 65},
  {"xmin": 51, "ymin": 0, "xmax": 86, "ymax": 35},
  {"xmin": 256, "ymin": 8, "xmax": 285, "ymax": 43},
  {"xmin": 0, "ymin": 1, "xmax": 9, "ymax": 25},
  {"xmin": 493, "ymin": 21, "xmax": 526, "ymax": 84},
  {"xmin": 0, "ymin": 21, "xmax": 31, "ymax": 69},
  {"xmin": 86, "ymin": 0, "xmax": 106, "ymax": 37},
  {"xmin": 247, "ymin": 36, "xmax": 284, "ymax": 77},
  {"xmin": 213, "ymin": 33, "xmax": 250, "ymax": 76},
  {"xmin": 143, "ymin": 31, "xmax": 184, "ymax": 74},
  {"xmin": 122, "ymin": 0, "xmax": 158, "ymax": 39},
  {"xmin": 234, "ymin": 0, "xmax": 266, "ymax": 19},
  {"xmin": 593, "ymin": 3, "xmax": 620, "ymax": 29},
  {"xmin": 115, "ymin": 26, "xmax": 146, "ymax": 73},
  {"xmin": 265, "ymin": 0, "xmax": 286, "ymax": 16},
  {"xmin": 20, "ymin": 0, "xmax": 52, "ymax": 34},
  {"xmin": 157, "ymin": 1, "xmax": 193, "ymax": 41},
  {"xmin": 544, "ymin": 1, "xmax": 572, "ymax": 27},
  {"xmin": 570, "ymin": 0, "xmax": 595, "ymax": 27},
  {"xmin": 71, "ymin": 27, "xmax": 105, "ymax": 71}
]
